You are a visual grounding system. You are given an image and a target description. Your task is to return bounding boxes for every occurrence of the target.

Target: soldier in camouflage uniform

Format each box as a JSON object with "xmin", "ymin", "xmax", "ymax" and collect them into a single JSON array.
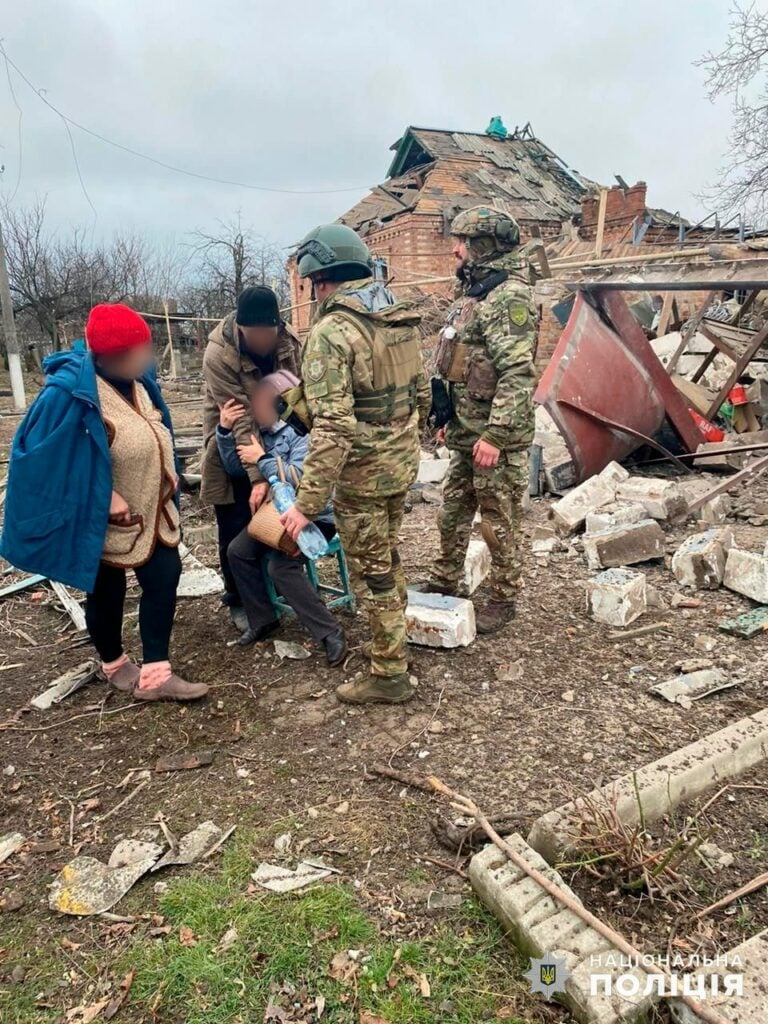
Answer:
[
  {"xmin": 280, "ymin": 224, "xmax": 430, "ymax": 705},
  {"xmin": 428, "ymin": 206, "xmax": 537, "ymax": 633}
]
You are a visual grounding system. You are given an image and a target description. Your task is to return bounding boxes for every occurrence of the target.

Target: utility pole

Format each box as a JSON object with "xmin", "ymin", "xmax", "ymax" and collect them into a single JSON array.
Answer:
[{"xmin": 0, "ymin": 216, "xmax": 26, "ymax": 411}]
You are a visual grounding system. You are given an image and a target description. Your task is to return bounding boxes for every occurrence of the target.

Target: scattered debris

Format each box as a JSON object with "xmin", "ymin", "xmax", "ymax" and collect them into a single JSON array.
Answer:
[
  {"xmin": 586, "ymin": 568, "xmax": 647, "ymax": 627},
  {"xmin": 462, "ymin": 537, "xmax": 491, "ymax": 594},
  {"xmin": 405, "ymin": 590, "xmax": 476, "ymax": 647},
  {"xmin": 698, "ymin": 842, "xmax": 735, "ymax": 871},
  {"xmin": 495, "ymin": 659, "xmax": 525, "ymax": 683},
  {"xmin": 50, "ymin": 581, "xmax": 87, "ymax": 632},
  {"xmin": 251, "ymin": 860, "xmax": 335, "ymax": 893},
  {"xmin": 719, "ymin": 606, "xmax": 768, "ymax": 638},
  {"xmin": 615, "ymin": 477, "xmax": 687, "ymax": 520},
  {"xmin": 49, "ymin": 839, "xmax": 162, "ymax": 916},
  {"xmin": 0, "ymin": 831, "xmax": 24, "ymax": 864},
  {"xmin": 0, "ymin": 891, "xmax": 24, "ymax": 912},
  {"xmin": 552, "ymin": 461, "xmax": 629, "ymax": 533},
  {"xmin": 649, "ymin": 668, "xmax": 735, "ymax": 706},
  {"xmin": 671, "ymin": 528, "xmax": 733, "ymax": 589},
  {"xmin": 273, "ymin": 639, "xmax": 311, "ymax": 660},
  {"xmin": 154, "ymin": 750, "xmax": 214, "ymax": 773},
  {"xmin": 582, "ymin": 517, "xmax": 665, "ymax": 569},
  {"xmin": 30, "ymin": 660, "xmax": 99, "ymax": 710},
  {"xmin": 151, "ymin": 821, "xmax": 224, "ymax": 871},
  {"xmin": 176, "ymin": 543, "xmax": 225, "ymax": 598},
  {"xmin": 723, "ymin": 545, "xmax": 768, "ymax": 602}
]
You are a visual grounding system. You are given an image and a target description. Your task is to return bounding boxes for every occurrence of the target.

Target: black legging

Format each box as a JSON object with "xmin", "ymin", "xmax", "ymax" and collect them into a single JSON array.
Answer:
[
  {"xmin": 85, "ymin": 543, "xmax": 182, "ymax": 663},
  {"xmin": 214, "ymin": 475, "xmax": 254, "ymax": 602}
]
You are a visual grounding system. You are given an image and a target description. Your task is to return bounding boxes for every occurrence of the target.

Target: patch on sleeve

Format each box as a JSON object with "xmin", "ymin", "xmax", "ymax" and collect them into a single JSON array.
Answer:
[
  {"xmin": 304, "ymin": 380, "xmax": 330, "ymax": 400},
  {"xmin": 509, "ymin": 304, "xmax": 530, "ymax": 328},
  {"xmin": 306, "ymin": 357, "xmax": 327, "ymax": 384}
]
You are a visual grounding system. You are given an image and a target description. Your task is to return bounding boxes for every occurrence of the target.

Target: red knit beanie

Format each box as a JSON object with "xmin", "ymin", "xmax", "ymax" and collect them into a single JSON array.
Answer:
[{"xmin": 86, "ymin": 303, "xmax": 151, "ymax": 355}]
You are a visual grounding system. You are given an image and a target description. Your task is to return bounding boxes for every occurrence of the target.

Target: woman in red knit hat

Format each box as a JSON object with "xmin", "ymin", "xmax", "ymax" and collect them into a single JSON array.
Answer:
[{"xmin": 2, "ymin": 302, "xmax": 208, "ymax": 702}]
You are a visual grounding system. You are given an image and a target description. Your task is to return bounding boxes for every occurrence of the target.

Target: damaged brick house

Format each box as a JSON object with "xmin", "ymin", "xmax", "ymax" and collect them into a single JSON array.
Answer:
[{"xmin": 287, "ymin": 121, "xmax": 724, "ymax": 363}]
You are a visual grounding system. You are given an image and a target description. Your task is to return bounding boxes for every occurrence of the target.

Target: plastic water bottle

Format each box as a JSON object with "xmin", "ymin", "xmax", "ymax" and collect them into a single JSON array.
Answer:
[{"xmin": 269, "ymin": 475, "xmax": 329, "ymax": 560}]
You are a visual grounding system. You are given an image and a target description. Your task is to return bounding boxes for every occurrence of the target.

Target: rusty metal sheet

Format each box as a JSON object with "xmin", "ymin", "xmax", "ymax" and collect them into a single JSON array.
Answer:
[{"xmin": 535, "ymin": 294, "xmax": 669, "ymax": 482}]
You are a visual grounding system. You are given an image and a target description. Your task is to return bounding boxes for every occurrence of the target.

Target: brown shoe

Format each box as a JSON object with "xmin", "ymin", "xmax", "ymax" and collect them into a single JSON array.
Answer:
[
  {"xmin": 475, "ymin": 600, "xmax": 515, "ymax": 635},
  {"xmin": 134, "ymin": 674, "xmax": 209, "ymax": 702},
  {"xmin": 104, "ymin": 660, "xmax": 140, "ymax": 693},
  {"xmin": 336, "ymin": 673, "xmax": 413, "ymax": 705}
]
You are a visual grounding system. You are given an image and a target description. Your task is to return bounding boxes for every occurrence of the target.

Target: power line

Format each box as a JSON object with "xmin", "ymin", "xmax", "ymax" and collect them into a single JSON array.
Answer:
[
  {"xmin": 2, "ymin": 49, "xmax": 23, "ymax": 203},
  {"xmin": 0, "ymin": 44, "xmax": 372, "ymax": 198}
]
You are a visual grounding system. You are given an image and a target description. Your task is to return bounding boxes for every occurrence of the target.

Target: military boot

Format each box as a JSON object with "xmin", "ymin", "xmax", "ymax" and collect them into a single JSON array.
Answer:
[
  {"xmin": 416, "ymin": 578, "xmax": 460, "ymax": 598},
  {"xmin": 475, "ymin": 600, "xmax": 515, "ymax": 635},
  {"xmin": 336, "ymin": 673, "xmax": 413, "ymax": 705}
]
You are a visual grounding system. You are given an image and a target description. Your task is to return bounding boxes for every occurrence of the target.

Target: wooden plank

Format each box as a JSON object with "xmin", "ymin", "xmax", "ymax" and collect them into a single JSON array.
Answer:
[
  {"xmin": 50, "ymin": 581, "xmax": 87, "ymax": 632},
  {"xmin": 705, "ymin": 318, "xmax": 768, "ymax": 421},
  {"xmin": 666, "ymin": 291, "xmax": 716, "ymax": 375},
  {"xmin": 685, "ymin": 453, "xmax": 768, "ymax": 515},
  {"xmin": 656, "ymin": 292, "xmax": 675, "ymax": 336},
  {"xmin": 594, "ymin": 188, "xmax": 608, "ymax": 258}
]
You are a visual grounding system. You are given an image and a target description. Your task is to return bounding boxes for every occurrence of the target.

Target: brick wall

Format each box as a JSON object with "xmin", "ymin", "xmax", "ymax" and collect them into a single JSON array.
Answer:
[{"xmin": 581, "ymin": 183, "xmax": 648, "ymax": 238}]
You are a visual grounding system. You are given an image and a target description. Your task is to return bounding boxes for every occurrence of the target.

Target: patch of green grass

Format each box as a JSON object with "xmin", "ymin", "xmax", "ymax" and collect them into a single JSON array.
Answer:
[
  {"xmin": 1, "ymin": 829, "xmax": 539, "ymax": 1024},
  {"xmin": 118, "ymin": 831, "xmax": 533, "ymax": 1023}
]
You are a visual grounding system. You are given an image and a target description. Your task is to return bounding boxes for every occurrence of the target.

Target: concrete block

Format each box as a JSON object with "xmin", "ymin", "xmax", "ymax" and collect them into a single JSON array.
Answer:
[
  {"xmin": 668, "ymin": 929, "xmax": 768, "ymax": 1024},
  {"xmin": 405, "ymin": 590, "xmax": 476, "ymax": 648},
  {"xmin": 694, "ymin": 442, "xmax": 745, "ymax": 471},
  {"xmin": 615, "ymin": 476, "xmax": 688, "ymax": 520},
  {"xmin": 671, "ymin": 527, "xmax": 734, "ymax": 589},
  {"xmin": 462, "ymin": 538, "xmax": 491, "ymax": 595},
  {"xmin": 699, "ymin": 492, "xmax": 732, "ymax": 524},
  {"xmin": 586, "ymin": 568, "xmax": 647, "ymax": 627},
  {"xmin": 544, "ymin": 451, "xmax": 578, "ymax": 494},
  {"xmin": 470, "ymin": 836, "xmax": 656, "ymax": 1023},
  {"xmin": 551, "ymin": 461, "xmax": 629, "ymax": 533},
  {"xmin": 176, "ymin": 544, "xmax": 225, "ymax": 598},
  {"xmin": 184, "ymin": 523, "xmax": 218, "ymax": 545},
  {"xmin": 418, "ymin": 458, "xmax": 449, "ymax": 484},
  {"xmin": 528, "ymin": 707, "xmax": 768, "ymax": 865},
  {"xmin": 723, "ymin": 547, "xmax": 768, "ymax": 603},
  {"xmin": 582, "ymin": 519, "xmax": 665, "ymax": 570},
  {"xmin": 585, "ymin": 501, "xmax": 646, "ymax": 534}
]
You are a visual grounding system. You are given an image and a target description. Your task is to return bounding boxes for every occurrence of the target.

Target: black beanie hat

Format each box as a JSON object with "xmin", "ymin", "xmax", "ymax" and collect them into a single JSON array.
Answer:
[{"xmin": 236, "ymin": 285, "xmax": 280, "ymax": 327}]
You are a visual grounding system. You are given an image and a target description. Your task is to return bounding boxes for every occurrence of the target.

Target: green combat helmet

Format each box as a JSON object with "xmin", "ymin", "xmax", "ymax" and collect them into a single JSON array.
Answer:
[
  {"xmin": 450, "ymin": 206, "xmax": 520, "ymax": 251},
  {"xmin": 296, "ymin": 224, "xmax": 372, "ymax": 281}
]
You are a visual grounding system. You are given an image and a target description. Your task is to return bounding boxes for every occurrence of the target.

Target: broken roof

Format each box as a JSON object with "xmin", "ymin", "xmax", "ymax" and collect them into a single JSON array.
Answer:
[{"xmin": 339, "ymin": 125, "xmax": 596, "ymax": 236}]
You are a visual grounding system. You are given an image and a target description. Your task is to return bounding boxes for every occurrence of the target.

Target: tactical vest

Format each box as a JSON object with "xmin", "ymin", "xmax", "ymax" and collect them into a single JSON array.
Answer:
[
  {"xmin": 434, "ymin": 297, "xmax": 499, "ymax": 401},
  {"xmin": 331, "ymin": 302, "xmax": 424, "ymax": 423}
]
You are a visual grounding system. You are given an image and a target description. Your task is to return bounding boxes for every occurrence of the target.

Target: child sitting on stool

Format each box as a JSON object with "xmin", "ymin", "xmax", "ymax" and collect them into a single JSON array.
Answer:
[{"xmin": 216, "ymin": 370, "xmax": 347, "ymax": 666}]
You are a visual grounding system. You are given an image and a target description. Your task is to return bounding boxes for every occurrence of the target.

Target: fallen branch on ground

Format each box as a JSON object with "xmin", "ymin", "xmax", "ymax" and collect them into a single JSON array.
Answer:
[
  {"xmin": 694, "ymin": 870, "xmax": 768, "ymax": 920},
  {"xmin": 425, "ymin": 775, "xmax": 731, "ymax": 1024}
]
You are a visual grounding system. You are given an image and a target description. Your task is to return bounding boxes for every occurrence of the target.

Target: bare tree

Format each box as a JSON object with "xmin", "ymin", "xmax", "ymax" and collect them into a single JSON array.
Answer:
[
  {"xmin": 697, "ymin": 2, "xmax": 768, "ymax": 223},
  {"xmin": 186, "ymin": 212, "xmax": 289, "ymax": 317}
]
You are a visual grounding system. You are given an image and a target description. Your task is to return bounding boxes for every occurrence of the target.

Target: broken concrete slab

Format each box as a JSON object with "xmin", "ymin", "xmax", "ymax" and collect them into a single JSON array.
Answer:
[
  {"xmin": 723, "ymin": 547, "xmax": 768, "ymax": 603},
  {"xmin": 176, "ymin": 543, "xmax": 225, "ymax": 598},
  {"xmin": 417, "ymin": 457, "xmax": 449, "ymax": 485},
  {"xmin": 586, "ymin": 568, "xmax": 647, "ymax": 627},
  {"xmin": 49, "ymin": 839, "xmax": 162, "ymax": 916},
  {"xmin": 719, "ymin": 606, "xmax": 768, "ymax": 638},
  {"xmin": 551, "ymin": 461, "xmax": 629, "ymax": 534},
  {"xmin": 251, "ymin": 860, "xmax": 334, "ymax": 893},
  {"xmin": 0, "ymin": 832, "xmax": 25, "ymax": 864},
  {"xmin": 668, "ymin": 929, "xmax": 767, "ymax": 1024},
  {"xmin": 543, "ymin": 448, "xmax": 578, "ymax": 494},
  {"xmin": 584, "ymin": 501, "xmax": 645, "ymax": 534},
  {"xmin": 528, "ymin": 707, "xmax": 768, "ymax": 865},
  {"xmin": 405, "ymin": 591, "xmax": 476, "ymax": 647},
  {"xmin": 462, "ymin": 538, "xmax": 491, "ymax": 595},
  {"xmin": 30, "ymin": 661, "xmax": 99, "ymax": 710},
  {"xmin": 470, "ymin": 835, "xmax": 657, "ymax": 1023},
  {"xmin": 152, "ymin": 821, "xmax": 222, "ymax": 872},
  {"xmin": 699, "ymin": 492, "xmax": 732, "ymax": 524},
  {"xmin": 649, "ymin": 668, "xmax": 735, "ymax": 706},
  {"xmin": 615, "ymin": 477, "xmax": 687, "ymax": 520},
  {"xmin": 671, "ymin": 527, "xmax": 734, "ymax": 589},
  {"xmin": 694, "ymin": 442, "xmax": 745, "ymax": 471},
  {"xmin": 582, "ymin": 519, "xmax": 665, "ymax": 570}
]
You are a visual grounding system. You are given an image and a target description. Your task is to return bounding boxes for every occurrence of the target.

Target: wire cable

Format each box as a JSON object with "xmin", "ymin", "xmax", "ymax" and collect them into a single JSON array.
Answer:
[
  {"xmin": 2, "ymin": 47, "xmax": 23, "ymax": 203},
  {"xmin": 0, "ymin": 43, "xmax": 371, "ymax": 197}
]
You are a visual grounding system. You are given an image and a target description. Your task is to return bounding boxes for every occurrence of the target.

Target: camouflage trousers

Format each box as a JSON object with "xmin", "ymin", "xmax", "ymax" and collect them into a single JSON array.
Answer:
[
  {"xmin": 333, "ymin": 490, "xmax": 408, "ymax": 678},
  {"xmin": 432, "ymin": 448, "xmax": 528, "ymax": 602}
]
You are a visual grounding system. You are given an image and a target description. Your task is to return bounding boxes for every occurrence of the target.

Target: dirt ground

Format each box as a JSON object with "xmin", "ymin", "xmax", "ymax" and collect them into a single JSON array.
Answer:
[{"xmin": 1, "ymin": 382, "xmax": 767, "ymax": 1021}]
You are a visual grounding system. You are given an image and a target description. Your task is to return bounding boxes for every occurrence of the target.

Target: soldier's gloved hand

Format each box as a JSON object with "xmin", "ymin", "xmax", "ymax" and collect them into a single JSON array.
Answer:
[{"xmin": 473, "ymin": 438, "xmax": 501, "ymax": 469}]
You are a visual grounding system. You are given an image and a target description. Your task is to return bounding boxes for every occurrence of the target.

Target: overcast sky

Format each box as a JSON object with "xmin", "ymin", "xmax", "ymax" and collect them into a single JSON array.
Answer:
[{"xmin": 0, "ymin": 0, "xmax": 740, "ymax": 252}]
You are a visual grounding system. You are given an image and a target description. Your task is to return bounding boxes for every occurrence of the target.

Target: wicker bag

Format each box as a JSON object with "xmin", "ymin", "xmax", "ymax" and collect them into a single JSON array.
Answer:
[{"xmin": 246, "ymin": 458, "xmax": 300, "ymax": 556}]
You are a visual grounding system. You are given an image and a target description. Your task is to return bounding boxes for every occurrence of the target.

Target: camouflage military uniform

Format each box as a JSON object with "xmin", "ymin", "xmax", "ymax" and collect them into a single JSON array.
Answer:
[
  {"xmin": 432, "ymin": 248, "xmax": 537, "ymax": 603},
  {"xmin": 295, "ymin": 280, "xmax": 430, "ymax": 678}
]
